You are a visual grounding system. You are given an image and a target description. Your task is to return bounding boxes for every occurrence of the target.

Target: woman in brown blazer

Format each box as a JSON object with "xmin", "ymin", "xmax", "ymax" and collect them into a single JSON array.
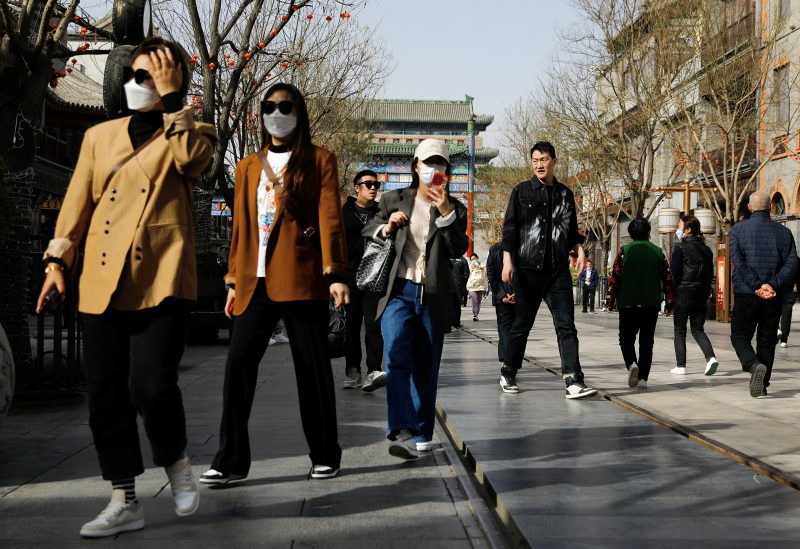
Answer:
[
  {"xmin": 200, "ymin": 83, "xmax": 349, "ymax": 485},
  {"xmin": 36, "ymin": 38, "xmax": 217, "ymax": 537}
]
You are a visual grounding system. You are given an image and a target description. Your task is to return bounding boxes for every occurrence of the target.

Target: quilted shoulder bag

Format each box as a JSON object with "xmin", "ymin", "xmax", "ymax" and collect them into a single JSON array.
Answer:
[{"xmin": 356, "ymin": 238, "xmax": 396, "ymax": 294}]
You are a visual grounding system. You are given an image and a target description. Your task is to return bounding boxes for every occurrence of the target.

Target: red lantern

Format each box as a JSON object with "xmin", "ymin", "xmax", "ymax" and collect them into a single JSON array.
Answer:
[
  {"xmin": 67, "ymin": 67, "xmax": 73, "ymax": 73},
  {"xmin": 244, "ymin": 53, "xmax": 252, "ymax": 60},
  {"xmin": 209, "ymin": 62, "xmax": 217, "ymax": 70},
  {"xmin": 282, "ymin": 15, "xmax": 288, "ymax": 21},
  {"xmin": 267, "ymin": 71, "xmax": 272, "ymax": 77},
  {"xmin": 71, "ymin": 58, "xmax": 77, "ymax": 64},
  {"xmin": 228, "ymin": 61, "xmax": 235, "ymax": 67},
  {"xmin": 307, "ymin": 14, "xmax": 313, "ymax": 20},
  {"xmin": 258, "ymin": 42, "xmax": 266, "ymax": 49},
  {"xmin": 326, "ymin": 15, "xmax": 333, "ymax": 21},
  {"xmin": 225, "ymin": 54, "xmax": 231, "ymax": 59},
  {"xmin": 280, "ymin": 62, "xmax": 288, "ymax": 69},
  {"xmin": 295, "ymin": 60, "xmax": 302, "ymax": 67},
  {"xmin": 271, "ymin": 28, "xmax": 278, "ymax": 36}
]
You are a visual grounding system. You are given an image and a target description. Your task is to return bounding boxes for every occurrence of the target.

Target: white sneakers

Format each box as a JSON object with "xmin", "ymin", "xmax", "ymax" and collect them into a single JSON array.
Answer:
[
  {"xmin": 362, "ymin": 371, "xmax": 387, "ymax": 392},
  {"xmin": 781, "ymin": 342, "xmax": 788, "ymax": 348},
  {"xmin": 627, "ymin": 363, "xmax": 639, "ymax": 388},
  {"xmin": 80, "ymin": 500, "xmax": 144, "ymax": 538},
  {"xmin": 416, "ymin": 440, "xmax": 440, "ymax": 452},
  {"xmin": 388, "ymin": 429, "xmax": 419, "ymax": 460},
  {"xmin": 637, "ymin": 379, "xmax": 648, "ymax": 389},
  {"xmin": 310, "ymin": 465, "xmax": 340, "ymax": 479},
  {"xmin": 167, "ymin": 460, "xmax": 200, "ymax": 517},
  {"xmin": 704, "ymin": 357, "xmax": 719, "ymax": 376},
  {"xmin": 670, "ymin": 366, "xmax": 686, "ymax": 375}
]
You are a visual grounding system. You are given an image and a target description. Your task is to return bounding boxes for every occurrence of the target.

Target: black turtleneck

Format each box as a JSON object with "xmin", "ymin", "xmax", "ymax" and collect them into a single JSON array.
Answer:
[{"xmin": 127, "ymin": 92, "xmax": 183, "ymax": 148}]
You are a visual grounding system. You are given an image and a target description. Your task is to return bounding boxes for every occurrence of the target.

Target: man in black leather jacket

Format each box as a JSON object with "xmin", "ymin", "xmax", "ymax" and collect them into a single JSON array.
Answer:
[{"xmin": 499, "ymin": 141, "xmax": 597, "ymax": 399}]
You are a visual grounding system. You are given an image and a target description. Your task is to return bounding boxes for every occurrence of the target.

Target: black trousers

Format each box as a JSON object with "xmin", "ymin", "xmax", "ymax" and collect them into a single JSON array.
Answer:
[
  {"xmin": 505, "ymin": 268, "xmax": 584, "ymax": 381},
  {"xmin": 581, "ymin": 287, "xmax": 595, "ymax": 312},
  {"xmin": 450, "ymin": 290, "xmax": 463, "ymax": 327},
  {"xmin": 345, "ymin": 286, "xmax": 383, "ymax": 374},
  {"xmin": 779, "ymin": 291, "xmax": 795, "ymax": 343},
  {"xmin": 618, "ymin": 306, "xmax": 659, "ymax": 381},
  {"xmin": 731, "ymin": 293, "xmax": 781, "ymax": 387},
  {"xmin": 81, "ymin": 298, "xmax": 189, "ymax": 481},
  {"xmin": 495, "ymin": 302, "xmax": 515, "ymax": 363},
  {"xmin": 673, "ymin": 298, "xmax": 715, "ymax": 366},
  {"xmin": 212, "ymin": 280, "xmax": 341, "ymax": 474}
]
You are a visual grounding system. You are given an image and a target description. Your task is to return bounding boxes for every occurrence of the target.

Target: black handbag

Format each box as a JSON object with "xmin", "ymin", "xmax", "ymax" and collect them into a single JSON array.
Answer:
[
  {"xmin": 356, "ymin": 238, "xmax": 396, "ymax": 294},
  {"xmin": 328, "ymin": 301, "xmax": 347, "ymax": 358}
]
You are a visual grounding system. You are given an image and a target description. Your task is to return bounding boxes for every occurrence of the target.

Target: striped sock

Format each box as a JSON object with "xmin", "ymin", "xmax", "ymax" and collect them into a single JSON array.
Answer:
[{"xmin": 111, "ymin": 478, "xmax": 137, "ymax": 504}]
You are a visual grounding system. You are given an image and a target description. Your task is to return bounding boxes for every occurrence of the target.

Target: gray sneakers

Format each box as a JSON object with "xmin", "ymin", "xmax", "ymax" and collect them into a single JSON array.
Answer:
[
  {"xmin": 342, "ymin": 368, "xmax": 363, "ymax": 389},
  {"xmin": 388, "ymin": 429, "xmax": 420, "ymax": 460},
  {"xmin": 80, "ymin": 500, "xmax": 144, "ymax": 538},
  {"xmin": 167, "ymin": 460, "xmax": 200, "ymax": 516},
  {"xmin": 749, "ymin": 363, "xmax": 767, "ymax": 398}
]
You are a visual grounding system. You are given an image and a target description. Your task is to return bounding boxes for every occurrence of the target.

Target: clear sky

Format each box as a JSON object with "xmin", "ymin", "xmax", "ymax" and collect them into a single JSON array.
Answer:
[{"xmin": 356, "ymin": 0, "xmax": 581, "ymax": 156}]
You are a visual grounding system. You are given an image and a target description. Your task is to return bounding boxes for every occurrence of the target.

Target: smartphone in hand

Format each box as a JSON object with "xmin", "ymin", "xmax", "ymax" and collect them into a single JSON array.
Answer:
[{"xmin": 430, "ymin": 172, "xmax": 446, "ymax": 187}]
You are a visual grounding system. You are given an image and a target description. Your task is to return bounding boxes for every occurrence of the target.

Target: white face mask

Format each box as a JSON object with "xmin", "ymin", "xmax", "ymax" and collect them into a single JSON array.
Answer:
[
  {"xmin": 263, "ymin": 112, "xmax": 298, "ymax": 139},
  {"xmin": 418, "ymin": 162, "xmax": 446, "ymax": 185},
  {"xmin": 124, "ymin": 80, "xmax": 161, "ymax": 112},
  {"xmin": 675, "ymin": 229, "xmax": 684, "ymax": 240}
]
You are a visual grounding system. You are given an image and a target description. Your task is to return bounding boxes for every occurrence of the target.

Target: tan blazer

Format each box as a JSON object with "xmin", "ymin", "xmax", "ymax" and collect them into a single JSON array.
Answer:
[
  {"xmin": 44, "ymin": 107, "xmax": 218, "ymax": 314},
  {"xmin": 225, "ymin": 145, "xmax": 348, "ymax": 315}
]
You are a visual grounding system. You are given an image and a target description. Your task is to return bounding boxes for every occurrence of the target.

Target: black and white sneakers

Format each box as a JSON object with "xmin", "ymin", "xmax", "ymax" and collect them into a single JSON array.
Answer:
[
  {"xmin": 199, "ymin": 469, "xmax": 247, "ymax": 485},
  {"xmin": 749, "ymin": 363, "xmax": 767, "ymax": 398},
  {"xmin": 565, "ymin": 377, "xmax": 598, "ymax": 399},
  {"xmin": 500, "ymin": 366, "xmax": 519, "ymax": 394}
]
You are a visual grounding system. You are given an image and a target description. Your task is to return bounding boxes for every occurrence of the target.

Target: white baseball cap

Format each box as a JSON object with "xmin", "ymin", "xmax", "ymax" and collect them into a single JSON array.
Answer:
[{"xmin": 414, "ymin": 139, "xmax": 449, "ymax": 163}]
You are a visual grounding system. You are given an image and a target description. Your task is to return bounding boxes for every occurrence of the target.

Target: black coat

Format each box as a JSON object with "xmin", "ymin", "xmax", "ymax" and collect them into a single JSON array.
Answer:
[
  {"xmin": 486, "ymin": 242, "xmax": 514, "ymax": 306},
  {"xmin": 363, "ymin": 187, "xmax": 469, "ymax": 334},
  {"xmin": 342, "ymin": 196, "xmax": 379, "ymax": 282},
  {"xmin": 671, "ymin": 235, "xmax": 713, "ymax": 301},
  {"xmin": 501, "ymin": 177, "xmax": 581, "ymax": 270},
  {"xmin": 450, "ymin": 256, "xmax": 469, "ymax": 294}
]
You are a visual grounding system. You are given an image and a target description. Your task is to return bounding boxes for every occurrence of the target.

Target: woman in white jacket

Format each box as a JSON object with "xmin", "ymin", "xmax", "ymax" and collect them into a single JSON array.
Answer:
[{"xmin": 467, "ymin": 254, "xmax": 488, "ymax": 321}]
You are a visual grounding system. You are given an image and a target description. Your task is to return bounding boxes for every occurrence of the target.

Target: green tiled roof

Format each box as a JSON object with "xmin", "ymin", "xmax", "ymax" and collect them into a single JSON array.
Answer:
[
  {"xmin": 367, "ymin": 142, "xmax": 499, "ymax": 162},
  {"xmin": 365, "ymin": 99, "xmax": 494, "ymax": 128}
]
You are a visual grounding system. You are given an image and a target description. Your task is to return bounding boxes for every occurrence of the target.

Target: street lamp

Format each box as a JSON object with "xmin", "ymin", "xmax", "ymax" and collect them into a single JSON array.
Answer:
[{"xmin": 466, "ymin": 114, "xmax": 476, "ymax": 256}]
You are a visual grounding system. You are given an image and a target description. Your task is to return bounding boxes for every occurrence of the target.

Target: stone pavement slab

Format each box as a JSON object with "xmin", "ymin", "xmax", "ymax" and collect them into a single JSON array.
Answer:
[
  {"xmin": 437, "ymin": 306, "xmax": 800, "ymax": 548},
  {"xmin": 0, "ymin": 342, "xmax": 494, "ymax": 547},
  {"xmin": 465, "ymin": 303, "xmax": 800, "ymax": 484}
]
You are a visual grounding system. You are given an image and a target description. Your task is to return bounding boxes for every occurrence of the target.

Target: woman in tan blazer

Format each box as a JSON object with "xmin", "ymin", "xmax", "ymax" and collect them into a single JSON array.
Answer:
[
  {"xmin": 200, "ymin": 82, "xmax": 349, "ymax": 485},
  {"xmin": 36, "ymin": 38, "xmax": 217, "ymax": 538}
]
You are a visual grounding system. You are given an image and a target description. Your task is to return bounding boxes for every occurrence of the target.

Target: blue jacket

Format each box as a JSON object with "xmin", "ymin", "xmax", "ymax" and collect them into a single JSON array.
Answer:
[
  {"xmin": 729, "ymin": 211, "xmax": 798, "ymax": 295},
  {"xmin": 578, "ymin": 267, "xmax": 598, "ymax": 290}
]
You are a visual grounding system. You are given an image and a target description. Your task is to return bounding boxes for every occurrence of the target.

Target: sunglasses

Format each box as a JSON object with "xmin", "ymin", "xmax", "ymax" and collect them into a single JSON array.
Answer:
[
  {"xmin": 359, "ymin": 181, "xmax": 381, "ymax": 190},
  {"xmin": 262, "ymin": 100, "xmax": 295, "ymax": 115},
  {"xmin": 123, "ymin": 67, "xmax": 153, "ymax": 84}
]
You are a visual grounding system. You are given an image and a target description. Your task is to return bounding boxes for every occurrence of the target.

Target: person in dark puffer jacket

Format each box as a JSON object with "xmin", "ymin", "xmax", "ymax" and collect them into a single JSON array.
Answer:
[
  {"xmin": 729, "ymin": 191, "xmax": 798, "ymax": 397},
  {"xmin": 670, "ymin": 214, "xmax": 718, "ymax": 376}
]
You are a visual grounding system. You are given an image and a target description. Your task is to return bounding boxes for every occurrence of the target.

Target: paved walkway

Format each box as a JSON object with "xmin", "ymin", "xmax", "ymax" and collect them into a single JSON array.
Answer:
[
  {"xmin": 0, "ymin": 342, "xmax": 498, "ymax": 548},
  {"xmin": 437, "ymin": 303, "xmax": 800, "ymax": 547}
]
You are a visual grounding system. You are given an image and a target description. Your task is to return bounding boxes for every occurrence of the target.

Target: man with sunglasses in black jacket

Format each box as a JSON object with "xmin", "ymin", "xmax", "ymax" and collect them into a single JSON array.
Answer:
[{"xmin": 342, "ymin": 170, "xmax": 386, "ymax": 392}]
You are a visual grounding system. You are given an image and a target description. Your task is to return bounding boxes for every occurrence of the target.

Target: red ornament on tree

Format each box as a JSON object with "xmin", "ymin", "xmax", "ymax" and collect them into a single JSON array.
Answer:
[
  {"xmin": 282, "ymin": 15, "xmax": 288, "ymax": 21},
  {"xmin": 244, "ymin": 52, "xmax": 252, "ymax": 60},
  {"xmin": 228, "ymin": 61, "xmax": 235, "ymax": 67},
  {"xmin": 307, "ymin": 14, "xmax": 313, "ymax": 20},
  {"xmin": 280, "ymin": 62, "xmax": 288, "ymax": 69},
  {"xmin": 209, "ymin": 62, "xmax": 217, "ymax": 70},
  {"xmin": 326, "ymin": 15, "xmax": 333, "ymax": 21},
  {"xmin": 271, "ymin": 28, "xmax": 278, "ymax": 36},
  {"xmin": 258, "ymin": 42, "xmax": 266, "ymax": 49}
]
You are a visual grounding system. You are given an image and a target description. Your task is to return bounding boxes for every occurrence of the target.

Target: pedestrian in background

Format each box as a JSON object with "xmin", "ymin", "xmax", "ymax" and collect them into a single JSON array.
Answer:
[
  {"xmin": 729, "ymin": 191, "xmax": 798, "ymax": 397},
  {"xmin": 500, "ymin": 141, "xmax": 597, "ymax": 399},
  {"xmin": 364, "ymin": 139, "xmax": 468, "ymax": 459},
  {"xmin": 450, "ymin": 255, "xmax": 469, "ymax": 328},
  {"xmin": 606, "ymin": 217, "xmax": 675, "ymax": 390},
  {"xmin": 487, "ymin": 240, "xmax": 516, "ymax": 363},
  {"xmin": 467, "ymin": 253, "xmax": 488, "ymax": 321},
  {"xmin": 579, "ymin": 259, "xmax": 598, "ymax": 313},
  {"xmin": 341, "ymin": 169, "xmax": 386, "ymax": 391},
  {"xmin": 670, "ymin": 215, "xmax": 718, "ymax": 376},
  {"xmin": 202, "ymin": 82, "xmax": 349, "ymax": 486},
  {"xmin": 777, "ymin": 279, "xmax": 797, "ymax": 348},
  {"xmin": 37, "ymin": 38, "xmax": 217, "ymax": 537}
]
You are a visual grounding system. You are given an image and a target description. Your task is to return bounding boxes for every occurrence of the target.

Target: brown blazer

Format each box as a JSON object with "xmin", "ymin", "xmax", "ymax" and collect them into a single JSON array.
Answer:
[
  {"xmin": 225, "ymin": 145, "xmax": 348, "ymax": 315},
  {"xmin": 44, "ymin": 107, "xmax": 218, "ymax": 314}
]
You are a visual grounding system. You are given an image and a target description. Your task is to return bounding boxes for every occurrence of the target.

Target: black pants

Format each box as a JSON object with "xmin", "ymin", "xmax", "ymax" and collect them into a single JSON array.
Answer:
[
  {"xmin": 618, "ymin": 306, "xmax": 659, "ymax": 381},
  {"xmin": 505, "ymin": 268, "xmax": 584, "ymax": 381},
  {"xmin": 581, "ymin": 287, "xmax": 595, "ymax": 312},
  {"xmin": 345, "ymin": 286, "xmax": 383, "ymax": 374},
  {"xmin": 731, "ymin": 293, "xmax": 781, "ymax": 387},
  {"xmin": 450, "ymin": 290, "xmax": 463, "ymax": 327},
  {"xmin": 673, "ymin": 298, "xmax": 715, "ymax": 366},
  {"xmin": 212, "ymin": 280, "xmax": 341, "ymax": 474},
  {"xmin": 495, "ymin": 302, "xmax": 515, "ymax": 363},
  {"xmin": 779, "ymin": 291, "xmax": 795, "ymax": 343},
  {"xmin": 81, "ymin": 299, "xmax": 189, "ymax": 481}
]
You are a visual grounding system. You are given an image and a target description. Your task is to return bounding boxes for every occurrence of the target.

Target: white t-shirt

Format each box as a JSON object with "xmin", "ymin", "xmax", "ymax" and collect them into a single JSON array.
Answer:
[{"xmin": 257, "ymin": 150, "xmax": 290, "ymax": 277}]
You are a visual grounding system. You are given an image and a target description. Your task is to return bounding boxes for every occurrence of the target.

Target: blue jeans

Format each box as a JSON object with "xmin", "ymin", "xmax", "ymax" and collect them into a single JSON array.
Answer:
[{"xmin": 381, "ymin": 279, "xmax": 444, "ymax": 443}]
